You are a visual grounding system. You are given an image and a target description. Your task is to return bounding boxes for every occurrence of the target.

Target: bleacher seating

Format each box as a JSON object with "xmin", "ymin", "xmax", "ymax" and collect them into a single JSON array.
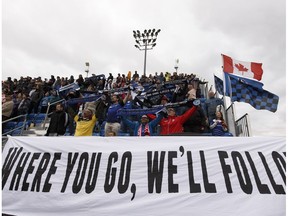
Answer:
[
  {"xmin": 2, "ymin": 121, "xmax": 28, "ymax": 136},
  {"xmin": 3, "ymin": 121, "xmax": 17, "ymax": 130},
  {"xmin": 11, "ymin": 129, "xmax": 23, "ymax": 136},
  {"xmin": 2, "ymin": 72, "xmax": 237, "ymax": 137}
]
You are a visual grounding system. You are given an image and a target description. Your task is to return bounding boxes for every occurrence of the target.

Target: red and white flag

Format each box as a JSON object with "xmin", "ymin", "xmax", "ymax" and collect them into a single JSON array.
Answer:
[{"xmin": 222, "ymin": 54, "xmax": 263, "ymax": 81}]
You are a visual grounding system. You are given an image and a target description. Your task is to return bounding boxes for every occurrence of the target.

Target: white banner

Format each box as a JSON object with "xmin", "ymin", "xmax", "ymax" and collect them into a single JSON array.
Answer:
[{"xmin": 2, "ymin": 136, "xmax": 286, "ymax": 216}]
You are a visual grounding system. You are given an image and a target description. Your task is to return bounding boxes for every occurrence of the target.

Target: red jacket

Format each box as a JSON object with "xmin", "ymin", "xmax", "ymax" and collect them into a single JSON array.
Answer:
[{"xmin": 148, "ymin": 106, "xmax": 197, "ymax": 135}]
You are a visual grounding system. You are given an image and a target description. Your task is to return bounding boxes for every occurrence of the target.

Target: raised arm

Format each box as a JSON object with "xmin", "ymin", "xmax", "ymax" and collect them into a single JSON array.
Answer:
[
  {"xmin": 178, "ymin": 106, "xmax": 197, "ymax": 125},
  {"xmin": 121, "ymin": 116, "xmax": 137, "ymax": 130},
  {"xmin": 123, "ymin": 90, "xmax": 131, "ymax": 104},
  {"xmin": 149, "ymin": 112, "xmax": 165, "ymax": 128}
]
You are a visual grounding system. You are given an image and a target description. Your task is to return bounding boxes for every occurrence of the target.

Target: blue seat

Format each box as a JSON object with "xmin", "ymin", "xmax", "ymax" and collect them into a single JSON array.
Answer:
[
  {"xmin": 3, "ymin": 129, "xmax": 13, "ymax": 135},
  {"xmin": 16, "ymin": 121, "xmax": 29, "ymax": 130},
  {"xmin": 12, "ymin": 129, "xmax": 23, "ymax": 136},
  {"xmin": 27, "ymin": 113, "xmax": 36, "ymax": 121},
  {"xmin": 3, "ymin": 121, "xmax": 17, "ymax": 130},
  {"xmin": 34, "ymin": 113, "xmax": 46, "ymax": 121},
  {"xmin": 34, "ymin": 119, "xmax": 44, "ymax": 126}
]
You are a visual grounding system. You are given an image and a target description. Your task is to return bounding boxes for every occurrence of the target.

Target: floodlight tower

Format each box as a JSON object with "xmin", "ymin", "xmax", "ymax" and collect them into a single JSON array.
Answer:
[
  {"xmin": 85, "ymin": 62, "xmax": 90, "ymax": 78},
  {"xmin": 133, "ymin": 29, "xmax": 161, "ymax": 77},
  {"xmin": 174, "ymin": 59, "xmax": 179, "ymax": 73}
]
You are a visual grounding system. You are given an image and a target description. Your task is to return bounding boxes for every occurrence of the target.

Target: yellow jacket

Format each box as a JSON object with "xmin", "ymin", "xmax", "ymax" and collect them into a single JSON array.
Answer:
[{"xmin": 74, "ymin": 114, "xmax": 97, "ymax": 136}]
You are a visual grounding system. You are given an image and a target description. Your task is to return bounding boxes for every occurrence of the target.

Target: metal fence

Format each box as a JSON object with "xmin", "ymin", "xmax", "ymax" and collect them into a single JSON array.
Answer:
[
  {"xmin": 235, "ymin": 113, "xmax": 251, "ymax": 137},
  {"xmin": 2, "ymin": 114, "xmax": 27, "ymax": 136},
  {"xmin": 42, "ymin": 99, "xmax": 66, "ymax": 129},
  {"xmin": 225, "ymin": 103, "xmax": 251, "ymax": 137}
]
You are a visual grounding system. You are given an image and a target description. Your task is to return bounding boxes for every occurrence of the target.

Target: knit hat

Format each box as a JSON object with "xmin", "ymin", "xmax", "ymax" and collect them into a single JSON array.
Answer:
[{"xmin": 161, "ymin": 95, "xmax": 169, "ymax": 101}]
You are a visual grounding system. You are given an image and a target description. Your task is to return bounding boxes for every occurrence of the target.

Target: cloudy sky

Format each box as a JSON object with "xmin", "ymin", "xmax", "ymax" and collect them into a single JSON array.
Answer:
[{"xmin": 2, "ymin": 0, "xmax": 286, "ymax": 136}]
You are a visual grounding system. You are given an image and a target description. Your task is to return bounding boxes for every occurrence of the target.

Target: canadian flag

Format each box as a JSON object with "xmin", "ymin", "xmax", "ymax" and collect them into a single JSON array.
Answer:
[{"xmin": 222, "ymin": 54, "xmax": 263, "ymax": 81}]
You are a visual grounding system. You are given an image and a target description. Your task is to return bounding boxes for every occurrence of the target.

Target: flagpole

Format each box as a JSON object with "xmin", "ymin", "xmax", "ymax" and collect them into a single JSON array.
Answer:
[
  {"xmin": 221, "ymin": 72, "xmax": 229, "ymax": 116},
  {"xmin": 221, "ymin": 54, "xmax": 237, "ymax": 135}
]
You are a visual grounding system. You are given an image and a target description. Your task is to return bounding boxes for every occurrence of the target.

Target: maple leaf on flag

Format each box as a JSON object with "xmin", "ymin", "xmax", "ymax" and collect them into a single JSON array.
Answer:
[
  {"xmin": 235, "ymin": 63, "xmax": 248, "ymax": 72},
  {"xmin": 234, "ymin": 63, "xmax": 248, "ymax": 75},
  {"xmin": 222, "ymin": 54, "xmax": 264, "ymax": 81}
]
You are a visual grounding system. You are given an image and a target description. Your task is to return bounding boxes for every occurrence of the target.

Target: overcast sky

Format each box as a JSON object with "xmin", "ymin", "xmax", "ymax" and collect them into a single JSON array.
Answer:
[{"xmin": 2, "ymin": 0, "xmax": 286, "ymax": 136}]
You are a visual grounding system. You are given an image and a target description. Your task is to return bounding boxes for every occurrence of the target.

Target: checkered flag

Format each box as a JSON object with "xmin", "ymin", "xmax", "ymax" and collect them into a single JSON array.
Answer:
[
  {"xmin": 227, "ymin": 74, "xmax": 279, "ymax": 112},
  {"xmin": 214, "ymin": 75, "xmax": 225, "ymax": 95}
]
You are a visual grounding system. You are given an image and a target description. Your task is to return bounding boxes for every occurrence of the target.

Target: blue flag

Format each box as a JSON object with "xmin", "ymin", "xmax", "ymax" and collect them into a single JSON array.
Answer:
[
  {"xmin": 214, "ymin": 74, "xmax": 279, "ymax": 112},
  {"xmin": 214, "ymin": 75, "xmax": 226, "ymax": 96}
]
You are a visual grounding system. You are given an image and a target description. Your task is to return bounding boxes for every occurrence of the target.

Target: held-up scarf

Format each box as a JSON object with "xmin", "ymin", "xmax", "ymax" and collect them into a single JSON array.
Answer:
[{"xmin": 137, "ymin": 124, "xmax": 150, "ymax": 136}]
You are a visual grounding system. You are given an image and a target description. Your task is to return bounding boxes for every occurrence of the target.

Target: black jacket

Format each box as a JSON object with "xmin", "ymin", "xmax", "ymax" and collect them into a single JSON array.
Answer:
[{"xmin": 46, "ymin": 111, "xmax": 68, "ymax": 135}]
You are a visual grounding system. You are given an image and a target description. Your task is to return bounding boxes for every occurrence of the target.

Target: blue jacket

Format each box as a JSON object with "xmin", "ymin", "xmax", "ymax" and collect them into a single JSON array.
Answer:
[
  {"xmin": 210, "ymin": 119, "xmax": 227, "ymax": 136},
  {"xmin": 122, "ymin": 114, "xmax": 163, "ymax": 136},
  {"xmin": 106, "ymin": 103, "xmax": 123, "ymax": 123}
]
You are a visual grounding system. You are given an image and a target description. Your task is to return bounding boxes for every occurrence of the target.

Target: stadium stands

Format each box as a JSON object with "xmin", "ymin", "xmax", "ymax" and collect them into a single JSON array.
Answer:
[{"xmin": 2, "ymin": 72, "xmax": 240, "ymax": 137}]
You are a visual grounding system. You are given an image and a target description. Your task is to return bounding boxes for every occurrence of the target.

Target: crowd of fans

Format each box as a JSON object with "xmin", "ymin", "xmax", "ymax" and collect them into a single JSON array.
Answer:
[{"xmin": 2, "ymin": 71, "xmax": 231, "ymax": 136}]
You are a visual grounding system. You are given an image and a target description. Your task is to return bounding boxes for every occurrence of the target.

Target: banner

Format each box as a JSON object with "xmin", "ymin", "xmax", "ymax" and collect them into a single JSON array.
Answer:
[
  {"xmin": 65, "ymin": 94, "xmax": 102, "ymax": 105},
  {"xmin": 2, "ymin": 136, "xmax": 286, "ymax": 216}
]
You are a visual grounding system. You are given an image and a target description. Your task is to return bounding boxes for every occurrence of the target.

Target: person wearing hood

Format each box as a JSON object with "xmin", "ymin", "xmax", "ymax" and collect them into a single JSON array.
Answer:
[{"xmin": 45, "ymin": 103, "xmax": 68, "ymax": 136}]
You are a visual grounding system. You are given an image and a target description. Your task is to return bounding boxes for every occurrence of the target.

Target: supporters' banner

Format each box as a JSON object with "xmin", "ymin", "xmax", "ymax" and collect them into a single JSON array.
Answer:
[
  {"xmin": 3, "ymin": 136, "xmax": 285, "ymax": 216},
  {"xmin": 143, "ymin": 79, "xmax": 187, "ymax": 92},
  {"xmin": 145, "ymin": 86, "xmax": 176, "ymax": 103},
  {"xmin": 84, "ymin": 74, "xmax": 106, "ymax": 85},
  {"xmin": 58, "ymin": 83, "xmax": 80, "ymax": 92},
  {"xmin": 145, "ymin": 86, "xmax": 176, "ymax": 97},
  {"xmin": 117, "ymin": 99, "xmax": 198, "ymax": 116},
  {"xmin": 117, "ymin": 107, "xmax": 163, "ymax": 116},
  {"xmin": 222, "ymin": 54, "xmax": 263, "ymax": 81},
  {"xmin": 66, "ymin": 94, "xmax": 102, "ymax": 105}
]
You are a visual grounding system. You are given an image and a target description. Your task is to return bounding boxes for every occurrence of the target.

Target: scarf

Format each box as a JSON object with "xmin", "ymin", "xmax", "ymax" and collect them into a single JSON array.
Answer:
[{"xmin": 137, "ymin": 124, "xmax": 150, "ymax": 136}]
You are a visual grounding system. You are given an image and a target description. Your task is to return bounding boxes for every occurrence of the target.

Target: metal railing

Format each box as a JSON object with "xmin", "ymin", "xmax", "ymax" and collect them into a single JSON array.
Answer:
[
  {"xmin": 2, "ymin": 114, "xmax": 27, "ymax": 136},
  {"xmin": 42, "ymin": 99, "xmax": 66, "ymax": 129},
  {"xmin": 225, "ymin": 103, "xmax": 237, "ymax": 136},
  {"xmin": 224, "ymin": 102, "xmax": 251, "ymax": 137},
  {"xmin": 235, "ymin": 113, "xmax": 251, "ymax": 137}
]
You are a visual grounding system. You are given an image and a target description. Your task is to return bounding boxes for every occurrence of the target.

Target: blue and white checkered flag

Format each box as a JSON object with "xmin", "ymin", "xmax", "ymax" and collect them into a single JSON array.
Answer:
[
  {"xmin": 214, "ymin": 74, "xmax": 279, "ymax": 112},
  {"xmin": 225, "ymin": 73, "xmax": 279, "ymax": 112},
  {"xmin": 214, "ymin": 75, "xmax": 225, "ymax": 96}
]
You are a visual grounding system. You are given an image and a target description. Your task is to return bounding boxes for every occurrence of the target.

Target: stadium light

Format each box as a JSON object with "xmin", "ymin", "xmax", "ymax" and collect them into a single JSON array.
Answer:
[
  {"xmin": 133, "ymin": 29, "xmax": 161, "ymax": 77},
  {"xmin": 85, "ymin": 62, "xmax": 89, "ymax": 78},
  {"xmin": 174, "ymin": 59, "xmax": 179, "ymax": 73}
]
